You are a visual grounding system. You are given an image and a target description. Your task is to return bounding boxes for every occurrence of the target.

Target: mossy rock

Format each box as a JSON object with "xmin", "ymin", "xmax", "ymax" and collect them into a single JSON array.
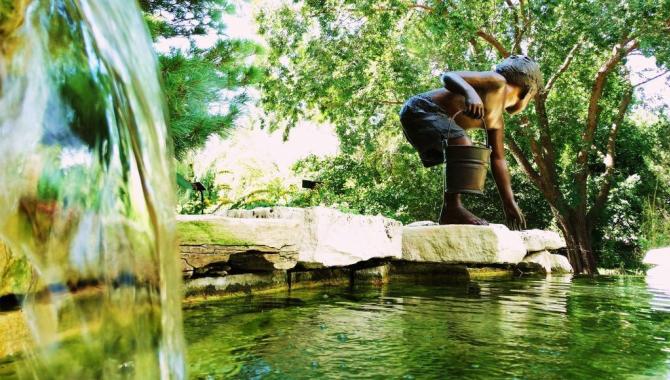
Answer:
[
  {"xmin": 0, "ymin": 241, "xmax": 37, "ymax": 297},
  {"xmin": 177, "ymin": 220, "xmax": 252, "ymax": 246}
]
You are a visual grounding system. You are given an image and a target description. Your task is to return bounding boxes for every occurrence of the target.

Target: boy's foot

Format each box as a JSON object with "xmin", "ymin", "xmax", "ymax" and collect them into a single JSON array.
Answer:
[{"xmin": 439, "ymin": 205, "xmax": 489, "ymax": 225}]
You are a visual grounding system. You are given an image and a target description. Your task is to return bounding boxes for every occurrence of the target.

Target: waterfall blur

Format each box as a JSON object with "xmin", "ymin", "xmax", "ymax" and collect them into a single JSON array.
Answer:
[{"xmin": 0, "ymin": 0, "xmax": 184, "ymax": 378}]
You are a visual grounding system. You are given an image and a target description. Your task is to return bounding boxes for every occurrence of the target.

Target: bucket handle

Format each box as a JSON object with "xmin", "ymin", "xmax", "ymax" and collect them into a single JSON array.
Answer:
[{"xmin": 443, "ymin": 109, "xmax": 490, "ymax": 148}]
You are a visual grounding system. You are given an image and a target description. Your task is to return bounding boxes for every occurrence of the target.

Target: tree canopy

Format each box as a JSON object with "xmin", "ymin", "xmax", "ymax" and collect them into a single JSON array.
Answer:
[
  {"xmin": 257, "ymin": 0, "xmax": 670, "ymax": 273},
  {"xmin": 141, "ymin": 0, "xmax": 263, "ymax": 158}
]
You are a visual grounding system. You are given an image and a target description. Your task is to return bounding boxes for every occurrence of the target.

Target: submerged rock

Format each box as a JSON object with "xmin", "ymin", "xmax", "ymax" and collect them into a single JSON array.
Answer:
[
  {"xmin": 184, "ymin": 271, "xmax": 288, "ymax": 297},
  {"xmin": 522, "ymin": 250, "xmax": 573, "ymax": 273},
  {"xmin": 402, "ymin": 224, "xmax": 527, "ymax": 265}
]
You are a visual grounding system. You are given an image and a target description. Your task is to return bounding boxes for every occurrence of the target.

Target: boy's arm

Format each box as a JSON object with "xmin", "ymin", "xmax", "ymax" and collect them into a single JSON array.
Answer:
[
  {"xmin": 487, "ymin": 127, "xmax": 527, "ymax": 230},
  {"xmin": 441, "ymin": 71, "xmax": 506, "ymax": 119}
]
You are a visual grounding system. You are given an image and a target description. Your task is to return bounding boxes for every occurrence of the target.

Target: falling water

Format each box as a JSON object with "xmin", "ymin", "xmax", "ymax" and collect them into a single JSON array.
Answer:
[{"xmin": 0, "ymin": 0, "xmax": 184, "ymax": 378}]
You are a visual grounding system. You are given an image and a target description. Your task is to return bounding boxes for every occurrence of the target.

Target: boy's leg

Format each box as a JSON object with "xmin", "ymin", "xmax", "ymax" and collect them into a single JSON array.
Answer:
[{"xmin": 438, "ymin": 135, "xmax": 489, "ymax": 226}]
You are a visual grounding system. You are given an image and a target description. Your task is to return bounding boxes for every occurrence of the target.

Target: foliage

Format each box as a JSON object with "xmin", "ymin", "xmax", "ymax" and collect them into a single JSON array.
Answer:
[
  {"xmin": 141, "ymin": 0, "xmax": 263, "ymax": 158},
  {"xmin": 176, "ymin": 162, "xmax": 223, "ymax": 215},
  {"xmin": 257, "ymin": 0, "xmax": 670, "ymax": 272},
  {"xmin": 140, "ymin": 0, "xmax": 232, "ymax": 36},
  {"xmin": 229, "ymin": 178, "xmax": 301, "ymax": 210},
  {"xmin": 159, "ymin": 41, "xmax": 262, "ymax": 158},
  {"xmin": 640, "ymin": 197, "xmax": 670, "ymax": 253}
]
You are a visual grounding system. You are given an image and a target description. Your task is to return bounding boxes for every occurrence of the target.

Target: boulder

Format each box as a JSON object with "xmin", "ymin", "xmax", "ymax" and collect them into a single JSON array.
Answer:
[
  {"xmin": 177, "ymin": 215, "xmax": 300, "ymax": 272},
  {"xmin": 522, "ymin": 250, "xmax": 573, "ymax": 273},
  {"xmin": 402, "ymin": 224, "xmax": 527, "ymax": 264},
  {"xmin": 550, "ymin": 253, "xmax": 573, "ymax": 273},
  {"xmin": 224, "ymin": 206, "xmax": 403, "ymax": 267},
  {"xmin": 519, "ymin": 229, "xmax": 566, "ymax": 252},
  {"xmin": 299, "ymin": 207, "xmax": 402, "ymax": 267}
]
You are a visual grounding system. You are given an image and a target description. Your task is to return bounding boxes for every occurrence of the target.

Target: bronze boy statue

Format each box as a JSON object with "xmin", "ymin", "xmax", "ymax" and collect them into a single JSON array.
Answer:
[{"xmin": 399, "ymin": 55, "xmax": 543, "ymax": 229}]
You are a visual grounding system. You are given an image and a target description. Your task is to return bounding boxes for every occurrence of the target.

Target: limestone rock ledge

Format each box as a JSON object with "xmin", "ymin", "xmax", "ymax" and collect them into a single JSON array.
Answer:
[
  {"xmin": 402, "ymin": 224, "xmax": 527, "ymax": 265},
  {"xmin": 177, "ymin": 215, "xmax": 301, "ymax": 275},
  {"xmin": 520, "ymin": 229, "xmax": 566, "ymax": 252},
  {"xmin": 223, "ymin": 206, "xmax": 403, "ymax": 267}
]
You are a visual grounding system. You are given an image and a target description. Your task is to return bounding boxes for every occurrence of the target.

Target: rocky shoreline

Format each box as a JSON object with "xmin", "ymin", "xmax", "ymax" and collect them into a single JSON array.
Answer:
[
  {"xmin": 0, "ymin": 207, "xmax": 572, "ymax": 303},
  {"xmin": 179, "ymin": 207, "xmax": 572, "ymax": 298}
]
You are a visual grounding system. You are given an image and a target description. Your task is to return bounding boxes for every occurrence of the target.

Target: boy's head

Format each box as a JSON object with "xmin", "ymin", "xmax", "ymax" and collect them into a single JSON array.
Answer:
[{"xmin": 495, "ymin": 55, "xmax": 543, "ymax": 113}]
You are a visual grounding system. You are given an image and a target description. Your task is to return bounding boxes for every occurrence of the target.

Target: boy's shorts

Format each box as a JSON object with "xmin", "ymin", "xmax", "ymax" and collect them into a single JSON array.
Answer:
[{"xmin": 399, "ymin": 95, "xmax": 466, "ymax": 168}]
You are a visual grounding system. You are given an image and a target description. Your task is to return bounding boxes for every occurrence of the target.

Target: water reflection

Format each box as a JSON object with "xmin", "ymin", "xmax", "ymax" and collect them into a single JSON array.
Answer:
[{"xmin": 184, "ymin": 276, "xmax": 670, "ymax": 379}]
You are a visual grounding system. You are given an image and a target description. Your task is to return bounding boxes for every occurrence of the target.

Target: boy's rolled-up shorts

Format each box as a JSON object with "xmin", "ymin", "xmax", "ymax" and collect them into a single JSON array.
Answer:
[{"xmin": 399, "ymin": 95, "xmax": 466, "ymax": 168}]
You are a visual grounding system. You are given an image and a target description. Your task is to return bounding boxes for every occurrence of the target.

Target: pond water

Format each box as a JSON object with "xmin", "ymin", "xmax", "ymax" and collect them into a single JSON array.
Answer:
[{"xmin": 184, "ymin": 275, "xmax": 670, "ymax": 380}]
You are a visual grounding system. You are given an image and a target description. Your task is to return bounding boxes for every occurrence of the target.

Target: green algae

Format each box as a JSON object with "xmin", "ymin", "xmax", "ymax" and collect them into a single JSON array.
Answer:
[{"xmin": 177, "ymin": 221, "xmax": 251, "ymax": 246}]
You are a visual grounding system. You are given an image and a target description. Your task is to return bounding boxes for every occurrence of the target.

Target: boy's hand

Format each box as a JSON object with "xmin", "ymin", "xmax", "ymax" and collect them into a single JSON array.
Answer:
[
  {"xmin": 464, "ymin": 92, "xmax": 484, "ymax": 119},
  {"xmin": 504, "ymin": 200, "xmax": 526, "ymax": 230}
]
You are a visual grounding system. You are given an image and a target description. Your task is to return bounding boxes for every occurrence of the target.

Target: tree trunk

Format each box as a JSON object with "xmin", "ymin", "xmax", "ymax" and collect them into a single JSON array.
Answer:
[{"xmin": 555, "ymin": 211, "xmax": 599, "ymax": 275}]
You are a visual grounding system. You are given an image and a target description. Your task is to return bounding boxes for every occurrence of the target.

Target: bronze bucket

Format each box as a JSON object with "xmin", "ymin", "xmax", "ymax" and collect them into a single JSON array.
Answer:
[{"xmin": 442, "ymin": 110, "xmax": 491, "ymax": 195}]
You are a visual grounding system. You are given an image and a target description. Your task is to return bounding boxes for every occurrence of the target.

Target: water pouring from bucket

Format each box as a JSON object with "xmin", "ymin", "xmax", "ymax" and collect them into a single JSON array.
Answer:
[{"xmin": 0, "ymin": 0, "xmax": 185, "ymax": 378}]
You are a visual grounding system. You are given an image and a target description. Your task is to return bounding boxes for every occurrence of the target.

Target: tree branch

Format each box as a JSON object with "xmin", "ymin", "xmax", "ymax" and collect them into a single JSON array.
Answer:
[
  {"xmin": 576, "ymin": 38, "xmax": 638, "ymax": 203},
  {"xmin": 476, "ymin": 30, "xmax": 510, "ymax": 58},
  {"xmin": 507, "ymin": 137, "xmax": 541, "ymax": 185},
  {"xmin": 632, "ymin": 70, "xmax": 670, "ymax": 88},
  {"xmin": 508, "ymin": 135, "xmax": 565, "ymax": 212},
  {"xmin": 532, "ymin": 97, "xmax": 560, "ymax": 186},
  {"xmin": 581, "ymin": 38, "xmax": 638, "ymax": 162},
  {"xmin": 408, "ymin": 3, "xmax": 434, "ymax": 12},
  {"xmin": 543, "ymin": 40, "xmax": 582, "ymax": 94},
  {"xmin": 504, "ymin": 0, "xmax": 521, "ymax": 53},
  {"xmin": 588, "ymin": 89, "xmax": 633, "ymax": 221}
]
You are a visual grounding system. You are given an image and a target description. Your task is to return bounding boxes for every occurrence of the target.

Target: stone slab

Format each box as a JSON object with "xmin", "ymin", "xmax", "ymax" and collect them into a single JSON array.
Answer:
[
  {"xmin": 289, "ymin": 268, "xmax": 352, "ymax": 289},
  {"xmin": 222, "ymin": 206, "xmax": 403, "ymax": 267},
  {"xmin": 184, "ymin": 271, "xmax": 288, "ymax": 298},
  {"xmin": 401, "ymin": 224, "xmax": 527, "ymax": 265},
  {"xmin": 353, "ymin": 264, "xmax": 391, "ymax": 285},
  {"xmin": 389, "ymin": 261, "xmax": 471, "ymax": 283},
  {"xmin": 519, "ymin": 229, "xmax": 566, "ymax": 252},
  {"xmin": 177, "ymin": 215, "xmax": 300, "ymax": 272},
  {"xmin": 299, "ymin": 207, "xmax": 403, "ymax": 267}
]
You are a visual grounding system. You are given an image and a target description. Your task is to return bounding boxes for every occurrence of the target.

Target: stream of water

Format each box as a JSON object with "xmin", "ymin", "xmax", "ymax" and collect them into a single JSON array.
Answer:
[{"xmin": 0, "ymin": 1, "xmax": 184, "ymax": 378}]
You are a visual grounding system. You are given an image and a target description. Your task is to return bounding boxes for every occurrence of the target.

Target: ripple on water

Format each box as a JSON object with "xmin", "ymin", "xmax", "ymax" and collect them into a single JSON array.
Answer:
[{"xmin": 184, "ymin": 276, "xmax": 669, "ymax": 379}]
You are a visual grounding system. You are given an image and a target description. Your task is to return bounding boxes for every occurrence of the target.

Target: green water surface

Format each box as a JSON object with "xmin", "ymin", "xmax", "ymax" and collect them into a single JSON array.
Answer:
[{"xmin": 184, "ymin": 276, "xmax": 670, "ymax": 380}]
